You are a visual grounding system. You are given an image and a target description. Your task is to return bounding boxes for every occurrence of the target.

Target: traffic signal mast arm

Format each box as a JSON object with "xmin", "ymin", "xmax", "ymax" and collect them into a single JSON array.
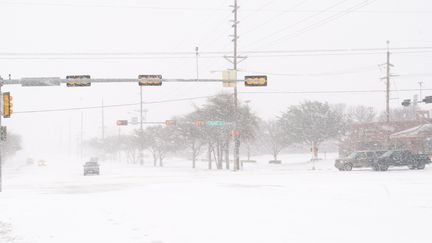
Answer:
[{"xmin": 3, "ymin": 78, "xmax": 253, "ymax": 86}]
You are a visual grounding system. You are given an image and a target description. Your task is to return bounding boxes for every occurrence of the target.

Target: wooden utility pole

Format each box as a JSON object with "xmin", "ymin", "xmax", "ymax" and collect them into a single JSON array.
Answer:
[{"xmin": 386, "ymin": 40, "xmax": 391, "ymax": 123}]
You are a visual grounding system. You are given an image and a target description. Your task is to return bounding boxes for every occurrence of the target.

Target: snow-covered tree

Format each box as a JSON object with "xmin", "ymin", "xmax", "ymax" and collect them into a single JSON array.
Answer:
[{"xmin": 279, "ymin": 101, "xmax": 348, "ymax": 159}]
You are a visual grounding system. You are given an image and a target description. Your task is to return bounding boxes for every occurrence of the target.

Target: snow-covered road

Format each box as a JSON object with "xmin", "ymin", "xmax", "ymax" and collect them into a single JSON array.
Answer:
[{"xmin": 1, "ymin": 155, "xmax": 432, "ymax": 243}]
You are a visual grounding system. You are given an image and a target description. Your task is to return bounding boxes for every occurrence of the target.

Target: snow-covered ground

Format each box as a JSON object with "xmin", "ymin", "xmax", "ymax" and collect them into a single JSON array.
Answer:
[{"xmin": 1, "ymin": 153, "xmax": 432, "ymax": 243}]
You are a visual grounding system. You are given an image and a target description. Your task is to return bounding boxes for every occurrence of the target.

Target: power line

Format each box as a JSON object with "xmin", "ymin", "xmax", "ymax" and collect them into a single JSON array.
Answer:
[
  {"xmin": 0, "ymin": 1, "xmax": 228, "ymax": 11},
  {"xmin": 244, "ymin": 0, "xmax": 350, "ymax": 48},
  {"xmin": 14, "ymin": 95, "xmax": 217, "ymax": 114},
  {"xmin": 1, "ymin": 46, "xmax": 431, "ymax": 60},
  {"xmin": 264, "ymin": 0, "xmax": 378, "ymax": 46},
  {"xmin": 1, "ymin": 1, "xmax": 429, "ymax": 14},
  {"xmin": 13, "ymin": 88, "xmax": 432, "ymax": 115}
]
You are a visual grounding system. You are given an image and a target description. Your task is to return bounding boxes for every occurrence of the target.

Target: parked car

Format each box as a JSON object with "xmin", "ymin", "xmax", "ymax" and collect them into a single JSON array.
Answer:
[
  {"xmin": 83, "ymin": 159, "xmax": 100, "ymax": 176},
  {"xmin": 373, "ymin": 150, "xmax": 431, "ymax": 171},
  {"xmin": 335, "ymin": 150, "xmax": 387, "ymax": 171}
]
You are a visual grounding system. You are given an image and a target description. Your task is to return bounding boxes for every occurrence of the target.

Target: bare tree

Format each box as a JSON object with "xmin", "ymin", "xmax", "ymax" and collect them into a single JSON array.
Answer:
[
  {"xmin": 259, "ymin": 120, "xmax": 291, "ymax": 162},
  {"xmin": 348, "ymin": 105, "xmax": 377, "ymax": 123}
]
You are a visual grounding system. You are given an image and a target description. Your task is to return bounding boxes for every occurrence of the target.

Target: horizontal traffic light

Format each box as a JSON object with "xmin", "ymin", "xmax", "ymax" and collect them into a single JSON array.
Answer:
[
  {"xmin": 139, "ymin": 75, "xmax": 163, "ymax": 86},
  {"xmin": 401, "ymin": 99, "xmax": 411, "ymax": 107},
  {"xmin": 66, "ymin": 75, "xmax": 91, "ymax": 87},
  {"xmin": 423, "ymin": 96, "xmax": 432, "ymax": 104},
  {"xmin": 245, "ymin": 75, "xmax": 268, "ymax": 87}
]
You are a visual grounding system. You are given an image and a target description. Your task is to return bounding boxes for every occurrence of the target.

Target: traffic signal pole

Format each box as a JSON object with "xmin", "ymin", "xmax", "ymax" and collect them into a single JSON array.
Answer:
[
  {"xmin": 0, "ymin": 77, "xmax": 3, "ymax": 192},
  {"xmin": 0, "ymin": 79, "xmax": 2, "ymax": 192}
]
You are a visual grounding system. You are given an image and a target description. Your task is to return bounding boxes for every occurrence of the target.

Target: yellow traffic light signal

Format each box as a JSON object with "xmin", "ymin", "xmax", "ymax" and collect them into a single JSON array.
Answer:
[
  {"xmin": 245, "ymin": 75, "xmax": 268, "ymax": 87},
  {"xmin": 139, "ymin": 75, "xmax": 163, "ymax": 86},
  {"xmin": 3, "ymin": 92, "xmax": 12, "ymax": 118}
]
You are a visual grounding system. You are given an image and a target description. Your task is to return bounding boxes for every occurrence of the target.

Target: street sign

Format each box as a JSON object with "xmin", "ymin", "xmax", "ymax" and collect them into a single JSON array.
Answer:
[
  {"xmin": 207, "ymin": 121, "xmax": 225, "ymax": 126},
  {"xmin": 131, "ymin": 117, "xmax": 139, "ymax": 125},
  {"xmin": 231, "ymin": 130, "xmax": 240, "ymax": 138},
  {"xmin": 245, "ymin": 75, "xmax": 268, "ymax": 87},
  {"xmin": 0, "ymin": 126, "xmax": 6, "ymax": 142},
  {"xmin": 165, "ymin": 120, "xmax": 177, "ymax": 126},
  {"xmin": 195, "ymin": 120, "xmax": 205, "ymax": 127},
  {"xmin": 222, "ymin": 70, "xmax": 237, "ymax": 88},
  {"xmin": 116, "ymin": 120, "xmax": 128, "ymax": 126},
  {"xmin": 21, "ymin": 77, "xmax": 61, "ymax": 87},
  {"xmin": 66, "ymin": 75, "xmax": 91, "ymax": 87},
  {"xmin": 139, "ymin": 75, "xmax": 163, "ymax": 86}
]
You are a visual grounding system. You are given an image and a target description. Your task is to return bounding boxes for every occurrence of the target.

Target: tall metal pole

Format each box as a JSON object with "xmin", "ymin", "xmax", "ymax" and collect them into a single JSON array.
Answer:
[
  {"xmin": 80, "ymin": 112, "xmax": 84, "ymax": 163},
  {"xmin": 195, "ymin": 46, "xmax": 199, "ymax": 81},
  {"xmin": 418, "ymin": 81, "xmax": 423, "ymax": 101},
  {"xmin": 101, "ymin": 99, "xmax": 105, "ymax": 140},
  {"xmin": 233, "ymin": 0, "xmax": 240, "ymax": 171},
  {"xmin": 386, "ymin": 40, "xmax": 391, "ymax": 123}
]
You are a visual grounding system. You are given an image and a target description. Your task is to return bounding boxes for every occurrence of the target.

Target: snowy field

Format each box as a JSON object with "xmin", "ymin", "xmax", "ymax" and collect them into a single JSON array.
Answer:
[{"xmin": 1, "ymin": 153, "xmax": 432, "ymax": 243}]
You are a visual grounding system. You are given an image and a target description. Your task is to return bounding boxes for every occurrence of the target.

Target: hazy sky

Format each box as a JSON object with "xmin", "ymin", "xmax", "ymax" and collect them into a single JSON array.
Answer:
[{"xmin": 1, "ymin": 0, "xmax": 431, "ymax": 158}]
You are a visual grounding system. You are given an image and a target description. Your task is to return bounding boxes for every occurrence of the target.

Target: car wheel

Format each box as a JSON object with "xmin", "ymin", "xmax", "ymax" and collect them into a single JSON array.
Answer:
[
  {"xmin": 417, "ymin": 163, "xmax": 426, "ymax": 170},
  {"xmin": 379, "ymin": 164, "xmax": 389, "ymax": 171},
  {"xmin": 343, "ymin": 163, "xmax": 353, "ymax": 171},
  {"xmin": 408, "ymin": 165, "xmax": 417, "ymax": 170}
]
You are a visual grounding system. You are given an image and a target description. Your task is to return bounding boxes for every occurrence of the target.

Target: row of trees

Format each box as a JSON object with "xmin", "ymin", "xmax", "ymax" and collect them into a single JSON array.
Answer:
[
  {"xmin": 86, "ymin": 93, "xmax": 385, "ymax": 169},
  {"xmin": 1, "ymin": 132, "xmax": 22, "ymax": 162}
]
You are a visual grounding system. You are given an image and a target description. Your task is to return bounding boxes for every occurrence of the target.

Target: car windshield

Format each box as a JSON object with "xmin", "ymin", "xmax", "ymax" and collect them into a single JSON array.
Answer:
[
  {"xmin": 85, "ymin": 162, "xmax": 98, "ymax": 166},
  {"xmin": 381, "ymin": 150, "xmax": 394, "ymax": 157},
  {"xmin": 347, "ymin": 152, "xmax": 359, "ymax": 159}
]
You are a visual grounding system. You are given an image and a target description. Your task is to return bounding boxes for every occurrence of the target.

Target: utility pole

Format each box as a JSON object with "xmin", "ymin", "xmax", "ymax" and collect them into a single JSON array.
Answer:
[
  {"xmin": 195, "ymin": 46, "xmax": 199, "ymax": 81},
  {"xmin": 232, "ymin": 0, "xmax": 240, "ymax": 171},
  {"xmin": 225, "ymin": 0, "xmax": 247, "ymax": 171},
  {"xmin": 385, "ymin": 40, "xmax": 391, "ymax": 123}
]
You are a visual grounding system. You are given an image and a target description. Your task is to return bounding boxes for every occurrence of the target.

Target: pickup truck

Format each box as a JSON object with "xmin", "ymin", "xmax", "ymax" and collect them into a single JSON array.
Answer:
[
  {"xmin": 335, "ymin": 150, "xmax": 386, "ymax": 171},
  {"xmin": 83, "ymin": 161, "xmax": 100, "ymax": 176},
  {"xmin": 373, "ymin": 150, "xmax": 431, "ymax": 171}
]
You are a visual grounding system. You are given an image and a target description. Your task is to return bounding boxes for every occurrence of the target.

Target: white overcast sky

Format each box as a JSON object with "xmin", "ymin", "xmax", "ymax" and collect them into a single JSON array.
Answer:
[{"xmin": 0, "ymin": 0, "xmax": 431, "ymax": 157}]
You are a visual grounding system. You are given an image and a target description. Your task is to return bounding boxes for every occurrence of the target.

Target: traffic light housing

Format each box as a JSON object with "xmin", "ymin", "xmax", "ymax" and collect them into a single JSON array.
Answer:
[
  {"xmin": 245, "ymin": 75, "xmax": 268, "ymax": 87},
  {"xmin": 423, "ymin": 96, "xmax": 432, "ymax": 104},
  {"xmin": 139, "ymin": 75, "xmax": 163, "ymax": 86},
  {"xmin": 165, "ymin": 120, "xmax": 176, "ymax": 126},
  {"xmin": 3, "ymin": 92, "xmax": 12, "ymax": 118},
  {"xmin": 401, "ymin": 99, "xmax": 411, "ymax": 107},
  {"xmin": 66, "ymin": 75, "xmax": 91, "ymax": 87}
]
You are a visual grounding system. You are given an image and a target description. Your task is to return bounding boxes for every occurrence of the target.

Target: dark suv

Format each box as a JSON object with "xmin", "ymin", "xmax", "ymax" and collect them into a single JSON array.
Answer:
[
  {"xmin": 373, "ymin": 150, "xmax": 431, "ymax": 171},
  {"xmin": 335, "ymin": 150, "xmax": 386, "ymax": 171}
]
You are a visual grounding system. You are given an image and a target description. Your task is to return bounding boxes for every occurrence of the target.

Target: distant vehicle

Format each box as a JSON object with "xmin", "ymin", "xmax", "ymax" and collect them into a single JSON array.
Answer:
[
  {"xmin": 83, "ymin": 160, "xmax": 100, "ymax": 176},
  {"xmin": 26, "ymin": 158, "xmax": 34, "ymax": 165},
  {"xmin": 37, "ymin": 160, "xmax": 47, "ymax": 166},
  {"xmin": 335, "ymin": 150, "xmax": 387, "ymax": 171},
  {"xmin": 373, "ymin": 150, "xmax": 431, "ymax": 171}
]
